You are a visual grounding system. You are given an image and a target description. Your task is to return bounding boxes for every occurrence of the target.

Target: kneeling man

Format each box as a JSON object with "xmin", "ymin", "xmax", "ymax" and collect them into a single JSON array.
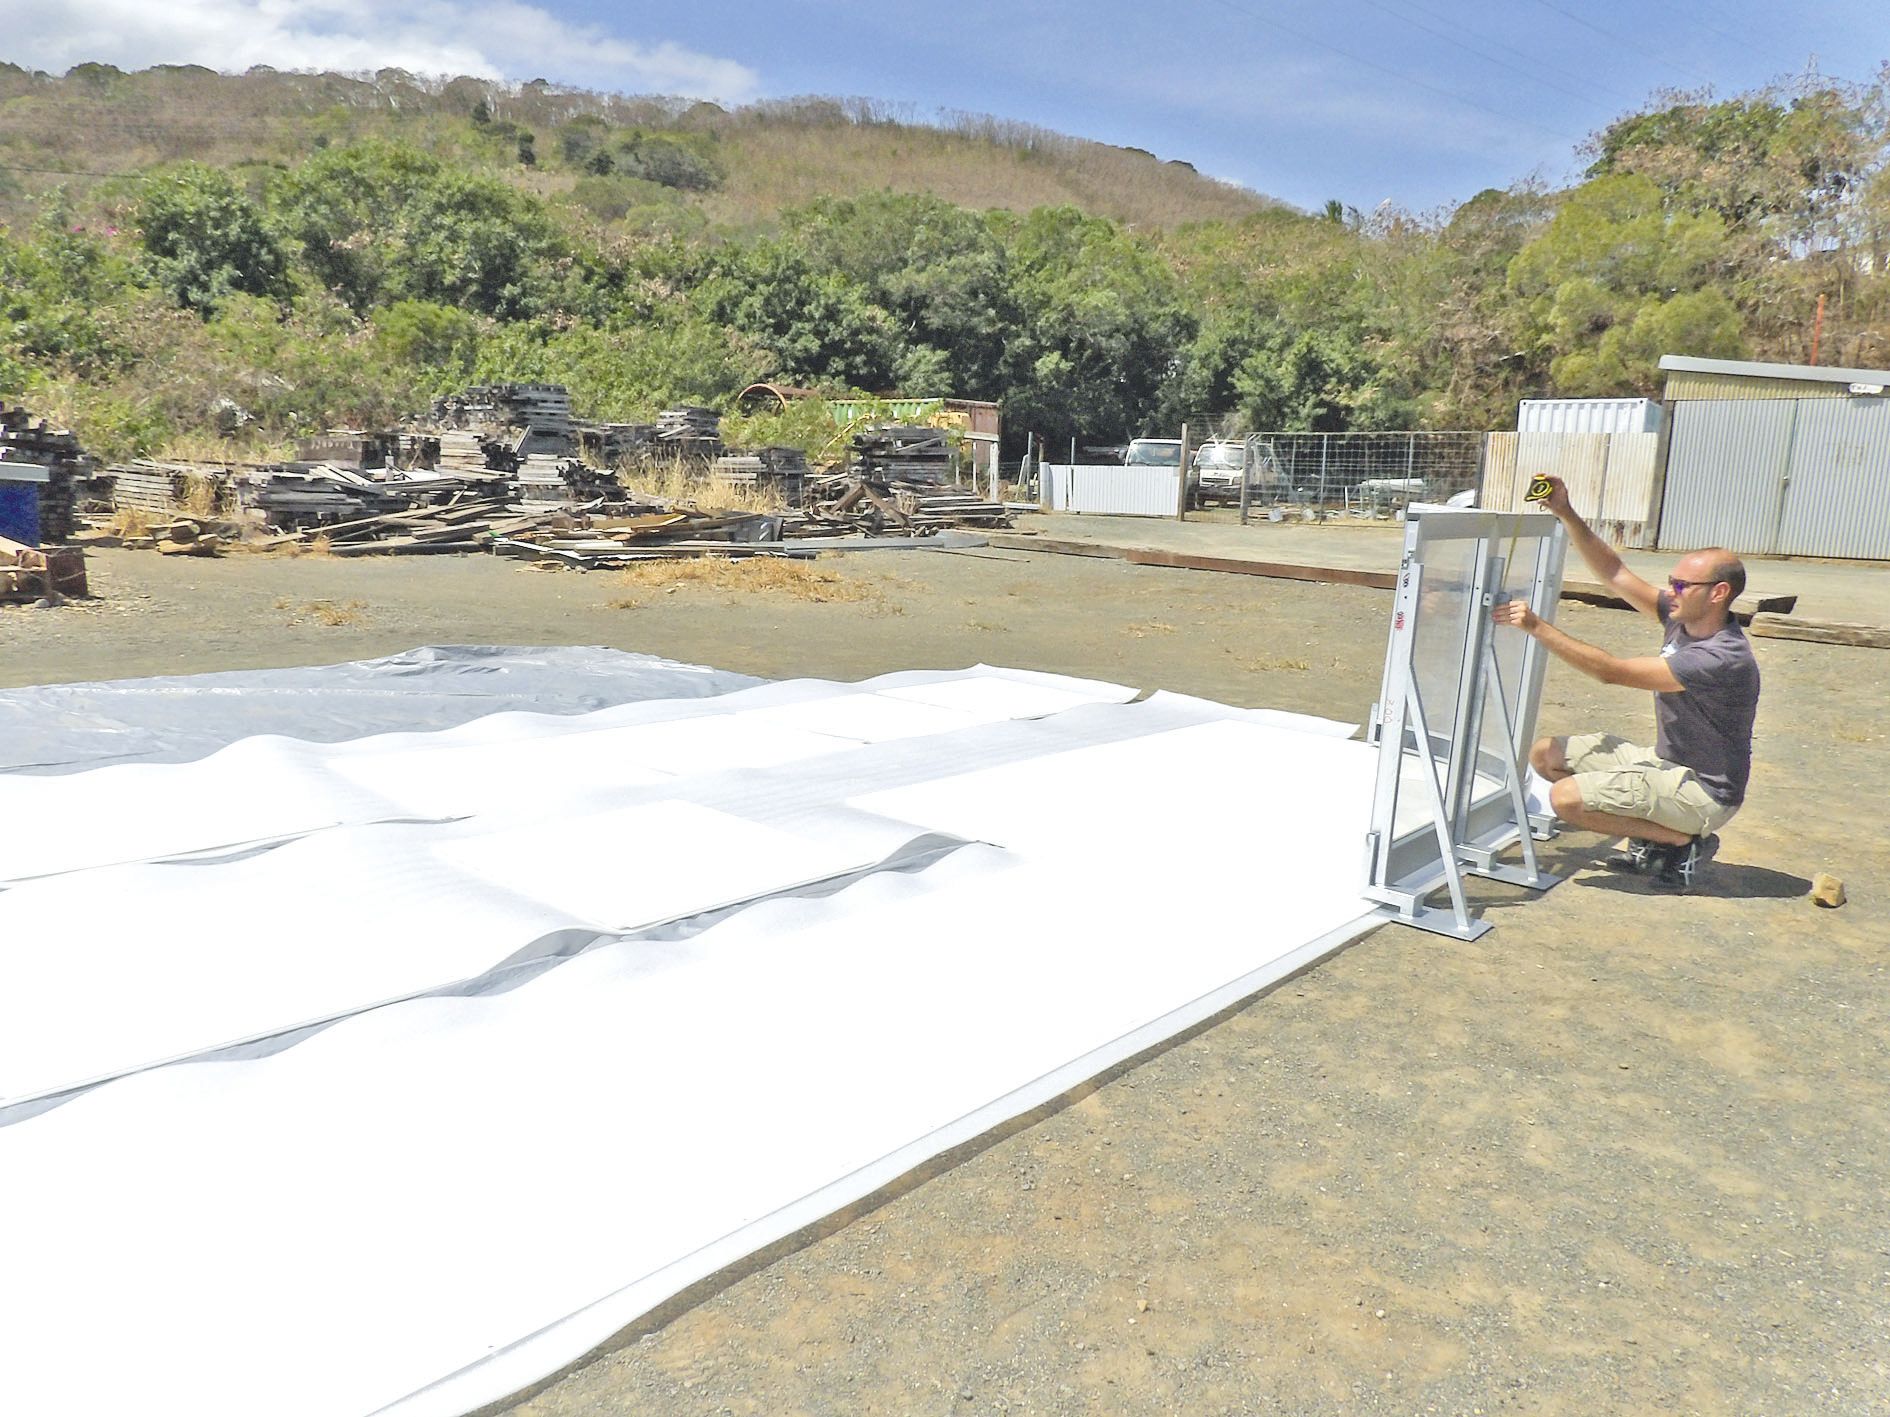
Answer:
[{"xmin": 1491, "ymin": 476, "xmax": 1760, "ymax": 887}]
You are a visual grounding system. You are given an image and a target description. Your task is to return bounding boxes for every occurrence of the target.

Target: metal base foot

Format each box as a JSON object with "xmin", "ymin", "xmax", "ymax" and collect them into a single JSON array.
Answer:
[
  {"xmin": 1375, "ymin": 902, "xmax": 1494, "ymax": 942},
  {"xmin": 1463, "ymin": 861, "xmax": 1559, "ymax": 890}
]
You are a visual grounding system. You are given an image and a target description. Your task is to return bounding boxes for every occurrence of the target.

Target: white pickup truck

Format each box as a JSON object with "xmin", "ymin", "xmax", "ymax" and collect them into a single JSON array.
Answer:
[{"xmin": 1123, "ymin": 438, "xmax": 1184, "ymax": 468}]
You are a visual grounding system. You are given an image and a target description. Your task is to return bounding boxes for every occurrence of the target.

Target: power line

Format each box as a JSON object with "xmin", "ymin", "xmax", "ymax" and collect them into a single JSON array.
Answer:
[
  {"xmin": 1360, "ymin": 0, "xmax": 1648, "ymax": 109},
  {"xmin": 1521, "ymin": 0, "xmax": 1720, "ymax": 88},
  {"xmin": 1345, "ymin": 0, "xmax": 1620, "ymax": 113},
  {"xmin": 0, "ymin": 161, "xmax": 142, "ymax": 178},
  {"xmin": 1198, "ymin": 0, "xmax": 1588, "ymax": 147}
]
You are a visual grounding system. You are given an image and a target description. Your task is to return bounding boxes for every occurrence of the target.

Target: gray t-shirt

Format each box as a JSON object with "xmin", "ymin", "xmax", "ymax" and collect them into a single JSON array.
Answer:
[{"xmin": 1655, "ymin": 601, "xmax": 1761, "ymax": 805}]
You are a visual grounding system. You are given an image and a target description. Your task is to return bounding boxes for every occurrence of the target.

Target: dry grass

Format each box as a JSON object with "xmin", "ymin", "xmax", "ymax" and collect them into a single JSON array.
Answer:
[
  {"xmin": 179, "ymin": 474, "xmax": 231, "ymax": 518},
  {"xmin": 1235, "ymin": 653, "xmax": 1312, "ymax": 672},
  {"xmin": 607, "ymin": 554, "xmax": 883, "ymax": 608},
  {"xmin": 270, "ymin": 532, "xmax": 336, "ymax": 558},
  {"xmin": 615, "ymin": 460, "xmax": 788, "ymax": 515},
  {"xmin": 154, "ymin": 430, "xmax": 295, "ymax": 466},
  {"xmin": 275, "ymin": 597, "xmax": 368, "ymax": 626},
  {"xmin": 1129, "ymin": 619, "xmax": 1177, "ymax": 637},
  {"xmin": 107, "ymin": 507, "xmax": 158, "ymax": 538}
]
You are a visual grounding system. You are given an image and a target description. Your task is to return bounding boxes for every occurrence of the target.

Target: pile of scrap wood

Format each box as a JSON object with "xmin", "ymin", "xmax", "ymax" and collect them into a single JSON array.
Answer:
[
  {"xmin": 492, "ymin": 509, "xmax": 791, "ymax": 567},
  {"xmin": 78, "ymin": 515, "xmax": 242, "ymax": 556},
  {"xmin": 803, "ymin": 474, "xmax": 1010, "ymax": 533},
  {"xmin": 1, "ymin": 535, "xmax": 87, "ymax": 601},
  {"xmin": 516, "ymin": 454, "xmax": 628, "ymax": 505},
  {"xmin": 263, "ymin": 497, "xmax": 582, "ymax": 557},
  {"xmin": 236, "ymin": 464, "xmax": 518, "ymax": 528}
]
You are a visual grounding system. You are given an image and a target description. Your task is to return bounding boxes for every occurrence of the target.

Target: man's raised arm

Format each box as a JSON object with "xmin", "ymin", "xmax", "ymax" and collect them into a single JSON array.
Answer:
[{"xmin": 1535, "ymin": 475, "xmax": 1661, "ymax": 619}]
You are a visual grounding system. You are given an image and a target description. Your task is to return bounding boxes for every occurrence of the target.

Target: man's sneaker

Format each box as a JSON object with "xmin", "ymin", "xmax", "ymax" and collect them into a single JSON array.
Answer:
[
  {"xmin": 1605, "ymin": 840, "xmax": 1655, "ymax": 874},
  {"xmin": 1653, "ymin": 833, "xmax": 1719, "ymax": 888}
]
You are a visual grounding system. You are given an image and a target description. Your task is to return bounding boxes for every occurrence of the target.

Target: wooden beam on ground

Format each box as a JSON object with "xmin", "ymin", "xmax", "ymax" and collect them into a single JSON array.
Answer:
[
  {"xmin": 989, "ymin": 534, "xmax": 1801, "ymax": 614},
  {"xmin": 1748, "ymin": 614, "xmax": 1890, "ymax": 649}
]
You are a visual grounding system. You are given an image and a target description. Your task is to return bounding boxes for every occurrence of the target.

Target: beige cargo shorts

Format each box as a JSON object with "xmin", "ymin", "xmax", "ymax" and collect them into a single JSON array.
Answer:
[{"xmin": 1561, "ymin": 732, "xmax": 1737, "ymax": 837}]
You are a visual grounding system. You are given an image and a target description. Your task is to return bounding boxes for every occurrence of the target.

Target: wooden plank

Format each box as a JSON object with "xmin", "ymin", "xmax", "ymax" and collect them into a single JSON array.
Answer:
[
  {"xmin": 1561, "ymin": 579, "xmax": 1797, "ymax": 617},
  {"xmin": 1749, "ymin": 614, "xmax": 1890, "ymax": 649},
  {"xmin": 991, "ymin": 534, "xmax": 1801, "ymax": 614}
]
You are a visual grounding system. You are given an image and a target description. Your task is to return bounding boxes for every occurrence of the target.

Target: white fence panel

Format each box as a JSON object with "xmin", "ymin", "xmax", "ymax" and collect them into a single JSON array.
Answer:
[{"xmin": 1042, "ymin": 464, "xmax": 1180, "ymax": 517}]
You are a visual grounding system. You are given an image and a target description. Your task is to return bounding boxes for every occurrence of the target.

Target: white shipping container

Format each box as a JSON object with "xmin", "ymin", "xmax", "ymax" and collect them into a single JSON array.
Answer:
[{"xmin": 1517, "ymin": 397, "xmax": 1663, "ymax": 436}]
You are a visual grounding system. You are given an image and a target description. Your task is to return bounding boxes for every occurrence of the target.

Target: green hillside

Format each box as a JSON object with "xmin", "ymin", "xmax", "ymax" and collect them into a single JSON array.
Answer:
[
  {"xmin": 0, "ymin": 65, "xmax": 1277, "ymax": 232},
  {"xmin": 0, "ymin": 62, "xmax": 1884, "ymax": 463}
]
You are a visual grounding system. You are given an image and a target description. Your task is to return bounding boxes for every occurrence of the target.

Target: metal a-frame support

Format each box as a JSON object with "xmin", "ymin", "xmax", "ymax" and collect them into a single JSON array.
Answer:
[{"xmin": 1363, "ymin": 508, "xmax": 1567, "ymax": 940}]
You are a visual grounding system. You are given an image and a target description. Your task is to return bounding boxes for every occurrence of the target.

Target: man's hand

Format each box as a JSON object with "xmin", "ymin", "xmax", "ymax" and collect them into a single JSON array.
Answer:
[
  {"xmin": 1492, "ymin": 598, "xmax": 1540, "ymax": 634},
  {"xmin": 1532, "ymin": 474, "xmax": 1572, "ymax": 517}
]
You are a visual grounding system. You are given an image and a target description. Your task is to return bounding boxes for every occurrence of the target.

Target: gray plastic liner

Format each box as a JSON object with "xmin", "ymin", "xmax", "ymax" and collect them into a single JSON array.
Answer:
[{"xmin": 0, "ymin": 644, "xmax": 765, "ymax": 776}]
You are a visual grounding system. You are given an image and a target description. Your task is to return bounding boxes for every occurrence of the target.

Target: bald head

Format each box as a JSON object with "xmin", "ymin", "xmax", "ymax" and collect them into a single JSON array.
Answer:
[{"xmin": 1701, "ymin": 549, "xmax": 1746, "ymax": 602}]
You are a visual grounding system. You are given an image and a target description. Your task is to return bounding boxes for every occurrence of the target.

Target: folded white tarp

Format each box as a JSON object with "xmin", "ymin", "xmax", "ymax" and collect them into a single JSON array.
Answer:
[{"xmin": 0, "ymin": 664, "xmax": 1378, "ymax": 1417}]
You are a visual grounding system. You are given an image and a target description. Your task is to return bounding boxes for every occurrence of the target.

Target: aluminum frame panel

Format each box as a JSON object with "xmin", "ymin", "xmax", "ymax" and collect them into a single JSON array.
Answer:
[{"xmin": 1365, "ymin": 506, "xmax": 1565, "ymax": 938}]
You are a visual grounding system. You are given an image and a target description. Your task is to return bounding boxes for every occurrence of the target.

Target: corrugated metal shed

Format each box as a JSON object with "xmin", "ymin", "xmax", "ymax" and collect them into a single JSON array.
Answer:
[
  {"xmin": 1659, "ymin": 354, "xmax": 1890, "ymax": 401},
  {"xmin": 1517, "ymin": 398, "xmax": 1663, "ymax": 434},
  {"xmin": 1658, "ymin": 354, "xmax": 1890, "ymax": 559}
]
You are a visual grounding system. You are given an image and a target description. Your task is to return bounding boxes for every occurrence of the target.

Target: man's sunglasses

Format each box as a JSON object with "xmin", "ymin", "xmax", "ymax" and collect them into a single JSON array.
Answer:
[{"xmin": 1668, "ymin": 577, "xmax": 1721, "ymax": 593}]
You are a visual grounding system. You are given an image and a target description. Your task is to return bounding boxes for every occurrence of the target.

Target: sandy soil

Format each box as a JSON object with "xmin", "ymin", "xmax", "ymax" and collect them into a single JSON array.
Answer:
[{"xmin": 5, "ymin": 545, "xmax": 1886, "ymax": 1415}]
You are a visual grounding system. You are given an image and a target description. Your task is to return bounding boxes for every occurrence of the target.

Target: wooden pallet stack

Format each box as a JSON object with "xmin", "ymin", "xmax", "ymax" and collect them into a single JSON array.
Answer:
[
  {"xmin": 710, "ymin": 446, "xmax": 807, "ymax": 507},
  {"xmin": 516, "ymin": 454, "xmax": 626, "ymax": 505},
  {"xmin": 851, "ymin": 425, "xmax": 952, "ymax": 485},
  {"xmin": 0, "ymin": 402, "xmax": 94, "ymax": 543},
  {"xmin": 654, "ymin": 407, "xmax": 721, "ymax": 458},
  {"xmin": 578, "ymin": 423, "xmax": 655, "ymax": 464}
]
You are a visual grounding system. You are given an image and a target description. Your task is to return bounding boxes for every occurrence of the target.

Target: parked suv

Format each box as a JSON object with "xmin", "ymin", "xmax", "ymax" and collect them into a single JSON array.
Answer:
[{"xmin": 1191, "ymin": 440, "xmax": 1247, "ymax": 502}]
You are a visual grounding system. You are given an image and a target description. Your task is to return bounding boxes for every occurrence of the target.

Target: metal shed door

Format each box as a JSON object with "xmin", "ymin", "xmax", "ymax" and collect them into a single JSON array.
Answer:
[
  {"xmin": 1659, "ymin": 401, "xmax": 1795, "ymax": 554},
  {"xmin": 1777, "ymin": 398, "xmax": 1890, "ymax": 560}
]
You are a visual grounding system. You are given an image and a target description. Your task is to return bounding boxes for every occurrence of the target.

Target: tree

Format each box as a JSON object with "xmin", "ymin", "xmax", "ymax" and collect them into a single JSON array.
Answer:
[
  {"xmin": 693, "ymin": 239, "xmax": 900, "ymax": 390},
  {"xmin": 270, "ymin": 140, "xmax": 575, "ymax": 319},
  {"xmin": 135, "ymin": 164, "xmax": 290, "ymax": 315},
  {"xmin": 1507, "ymin": 174, "xmax": 1739, "ymax": 393},
  {"xmin": 995, "ymin": 206, "xmax": 1193, "ymax": 446},
  {"xmin": 786, "ymin": 193, "xmax": 1016, "ymax": 398}
]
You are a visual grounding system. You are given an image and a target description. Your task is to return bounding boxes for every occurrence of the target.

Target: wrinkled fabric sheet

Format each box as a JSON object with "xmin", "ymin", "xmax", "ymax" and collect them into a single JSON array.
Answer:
[
  {"xmin": 0, "ymin": 662, "xmax": 1376, "ymax": 1417},
  {"xmin": 0, "ymin": 644, "xmax": 764, "ymax": 775}
]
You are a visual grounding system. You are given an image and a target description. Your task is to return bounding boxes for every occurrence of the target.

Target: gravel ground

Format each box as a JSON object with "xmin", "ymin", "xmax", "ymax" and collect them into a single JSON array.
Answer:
[{"xmin": 6, "ymin": 544, "xmax": 1886, "ymax": 1416}]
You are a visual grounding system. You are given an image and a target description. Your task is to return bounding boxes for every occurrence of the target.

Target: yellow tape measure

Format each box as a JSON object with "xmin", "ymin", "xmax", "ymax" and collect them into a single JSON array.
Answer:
[{"xmin": 1500, "ymin": 476, "xmax": 1554, "ymax": 593}]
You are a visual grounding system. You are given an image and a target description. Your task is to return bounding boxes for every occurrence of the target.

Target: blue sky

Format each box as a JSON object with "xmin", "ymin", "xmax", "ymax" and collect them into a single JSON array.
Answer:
[{"xmin": 9, "ymin": 0, "xmax": 1886, "ymax": 211}]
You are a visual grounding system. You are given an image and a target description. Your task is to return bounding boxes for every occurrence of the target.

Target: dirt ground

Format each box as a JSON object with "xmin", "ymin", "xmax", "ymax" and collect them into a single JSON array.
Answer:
[{"xmin": 6, "ymin": 545, "xmax": 1887, "ymax": 1415}]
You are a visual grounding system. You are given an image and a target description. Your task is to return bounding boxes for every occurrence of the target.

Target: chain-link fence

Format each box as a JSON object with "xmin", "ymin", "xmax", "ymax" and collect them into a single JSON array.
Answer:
[{"xmin": 1235, "ymin": 432, "xmax": 1486, "ymax": 522}]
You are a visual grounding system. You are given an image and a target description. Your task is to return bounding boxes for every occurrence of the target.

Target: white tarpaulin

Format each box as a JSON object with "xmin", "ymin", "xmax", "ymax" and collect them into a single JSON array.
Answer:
[{"xmin": 0, "ymin": 664, "xmax": 1380, "ymax": 1417}]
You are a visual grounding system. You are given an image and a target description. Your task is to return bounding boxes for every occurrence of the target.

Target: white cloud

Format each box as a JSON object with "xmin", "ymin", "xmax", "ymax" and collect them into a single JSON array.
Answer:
[{"xmin": 6, "ymin": 0, "xmax": 761, "ymax": 103}]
